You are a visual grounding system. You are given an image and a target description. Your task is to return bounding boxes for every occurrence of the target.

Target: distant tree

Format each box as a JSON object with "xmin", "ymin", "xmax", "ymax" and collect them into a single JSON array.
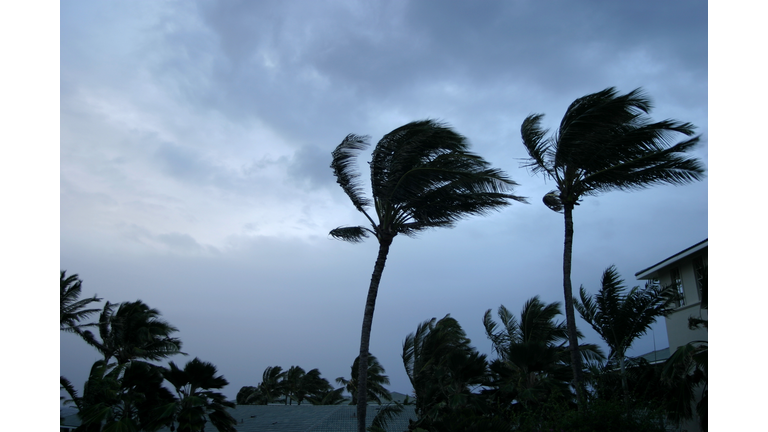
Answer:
[
  {"xmin": 520, "ymin": 87, "xmax": 705, "ymax": 406},
  {"xmin": 236, "ymin": 386, "xmax": 258, "ymax": 405},
  {"xmin": 306, "ymin": 387, "xmax": 346, "ymax": 405},
  {"xmin": 60, "ymin": 271, "xmax": 101, "ymax": 337},
  {"xmin": 330, "ymin": 119, "xmax": 524, "ymax": 432},
  {"xmin": 483, "ymin": 297, "xmax": 604, "ymax": 409},
  {"xmin": 162, "ymin": 357, "xmax": 237, "ymax": 432},
  {"xmin": 246, "ymin": 366, "xmax": 286, "ymax": 405},
  {"xmin": 574, "ymin": 265, "xmax": 676, "ymax": 406},
  {"xmin": 336, "ymin": 354, "xmax": 392, "ymax": 405}
]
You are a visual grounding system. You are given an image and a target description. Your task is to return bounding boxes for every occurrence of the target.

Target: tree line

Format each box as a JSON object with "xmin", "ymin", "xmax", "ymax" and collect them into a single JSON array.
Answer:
[
  {"xmin": 235, "ymin": 354, "xmax": 393, "ymax": 406},
  {"xmin": 60, "ymin": 271, "xmax": 238, "ymax": 432},
  {"xmin": 393, "ymin": 266, "xmax": 707, "ymax": 432}
]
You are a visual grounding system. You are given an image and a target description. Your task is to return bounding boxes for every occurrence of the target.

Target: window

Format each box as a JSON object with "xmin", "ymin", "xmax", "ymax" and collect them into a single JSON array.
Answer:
[
  {"xmin": 693, "ymin": 256, "xmax": 706, "ymax": 302},
  {"xmin": 671, "ymin": 267, "xmax": 685, "ymax": 307}
]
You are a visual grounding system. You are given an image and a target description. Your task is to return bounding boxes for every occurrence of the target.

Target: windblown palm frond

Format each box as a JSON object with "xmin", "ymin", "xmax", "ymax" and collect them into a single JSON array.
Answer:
[{"xmin": 60, "ymin": 271, "xmax": 101, "ymax": 335}]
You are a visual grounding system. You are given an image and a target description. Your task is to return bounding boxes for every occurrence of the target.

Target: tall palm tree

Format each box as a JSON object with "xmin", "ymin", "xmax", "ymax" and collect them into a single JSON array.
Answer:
[
  {"xmin": 483, "ymin": 297, "xmax": 604, "ymax": 408},
  {"xmin": 336, "ymin": 354, "xmax": 392, "ymax": 405},
  {"xmin": 330, "ymin": 119, "xmax": 524, "ymax": 431},
  {"xmin": 82, "ymin": 300, "xmax": 184, "ymax": 365},
  {"xmin": 60, "ymin": 271, "xmax": 101, "ymax": 336},
  {"xmin": 520, "ymin": 87, "xmax": 705, "ymax": 406},
  {"xmin": 163, "ymin": 357, "xmax": 237, "ymax": 432},
  {"xmin": 575, "ymin": 265, "xmax": 677, "ymax": 406}
]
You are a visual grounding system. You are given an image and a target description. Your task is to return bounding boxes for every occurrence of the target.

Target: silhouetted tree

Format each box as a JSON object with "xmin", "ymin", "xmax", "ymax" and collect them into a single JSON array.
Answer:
[
  {"xmin": 330, "ymin": 119, "xmax": 524, "ymax": 431},
  {"xmin": 520, "ymin": 87, "xmax": 704, "ymax": 406}
]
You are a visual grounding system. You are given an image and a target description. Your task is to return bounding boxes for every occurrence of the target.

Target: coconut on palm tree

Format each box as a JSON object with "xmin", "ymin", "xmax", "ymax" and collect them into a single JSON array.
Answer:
[
  {"xmin": 574, "ymin": 265, "xmax": 677, "ymax": 405},
  {"xmin": 520, "ymin": 87, "xmax": 705, "ymax": 406},
  {"xmin": 330, "ymin": 119, "xmax": 524, "ymax": 431}
]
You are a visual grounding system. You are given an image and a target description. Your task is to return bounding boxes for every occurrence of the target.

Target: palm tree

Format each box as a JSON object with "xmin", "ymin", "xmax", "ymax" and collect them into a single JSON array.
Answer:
[
  {"xmin": 574, "ymin": 265, "xmax": 677, "ymax": 406},
  {"xmin": 60, "ymin": 271, "xmax": 101, "ymax": 336},
  {"xmin": 246, "ymin": 366, "xmax": 286, "ymax": 405},
  {"xmin": 336, "ymin": 354, "xmax": 392, "ymax": 405},
  {"xmin": 82, "ymin": 300, "xmax": 184, "ymax": 365},
  {"xmin": 520, "ymin": 87, "xmax": 705, "ymax": 405},
  {"xmin": 62, "ymin": 359, "xmax": 176, "ymax": 432},
  {"xmin": 163, "ymin": 357, "xmax": 237, "ymax": 432},
  {"xmin": 483, "ymin": 297, "xmax": 604, "ymax": 409},
  {"xmin": 330, "ymin": 119, "xmax": 524, "ymax": 431},
  {"xmin": 402, "ymin": 315, "xmax": 490, "ymax": 431}
]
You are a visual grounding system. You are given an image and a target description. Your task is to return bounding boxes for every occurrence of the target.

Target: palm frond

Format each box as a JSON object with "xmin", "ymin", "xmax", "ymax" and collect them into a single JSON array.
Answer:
[
  {"xmin": 331, "ymin": 133, "xmax": 372, "ymax": 212},
  {"xmin": 329, "ymin": 226, "xmax": 373, "ymax": 243},
  {"xmin": 521, "ymin": 113, "xmax": 555, "ymax": 176}
]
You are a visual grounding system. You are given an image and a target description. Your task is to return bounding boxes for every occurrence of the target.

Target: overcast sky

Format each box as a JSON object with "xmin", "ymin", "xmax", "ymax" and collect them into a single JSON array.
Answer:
[{"xmin": 57, "ymin": 0, "xmax": 710, "ymax": 402}]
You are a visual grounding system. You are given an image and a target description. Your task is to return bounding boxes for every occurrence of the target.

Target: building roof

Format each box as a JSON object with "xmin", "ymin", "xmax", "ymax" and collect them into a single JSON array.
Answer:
[
  {"xmin": 636, "ymin": 347, "xmax": 670, "ymax": 364},
  {"xmin": 635, "ymin": 238, "xmax": 708, "ymax": 280},
  {"xmin": 61, "ymin": 404, "xmax": 417, "ymax": 432}
]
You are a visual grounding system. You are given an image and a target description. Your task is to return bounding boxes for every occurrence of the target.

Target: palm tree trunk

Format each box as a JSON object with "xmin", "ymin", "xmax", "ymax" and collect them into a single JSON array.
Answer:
[
  {"xmin": 357, "ymin": 235, "xmax": 393, "ymax": 432},
  {"xmin": 562, "ymin": 204, "xmax": 585, "ymax": 410},
  {"xmin": 619, "ymin": 354, "xmax": 630, "ymax": 408}
]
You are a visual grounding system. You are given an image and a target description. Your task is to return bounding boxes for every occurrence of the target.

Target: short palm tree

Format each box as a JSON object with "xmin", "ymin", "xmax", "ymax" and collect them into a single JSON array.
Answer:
[
  {"xmin": 402, "ymin": 315, "xmax": 489, "ymax": 430},
  {"xmin": 483, "ymin": 297, "xmax": 604, "ymax": 408},
  {"xmin": 163, "ymin": 357, "xmax": 237, "ymax": 432},
  {"xmin": 520, "ymin": 87, "xmax": 705, "ymax": 405},
  {"xmin": 330, "ymin": 119, "xmax": 524, "ymax": 431},
  {"xmin": 60, "ymin": 271, "xmax": 101, "ymax": 336},
  {"xmin": 336, "ymin": 354, "xmax": 392, "ymax": 405},
  {"xmin": 246, "ymin": 366, "xmax": 286, "ymax": 405},
  {"xmin": 574, "ymin": 265, "xmax": 677, "ymax": 405}
]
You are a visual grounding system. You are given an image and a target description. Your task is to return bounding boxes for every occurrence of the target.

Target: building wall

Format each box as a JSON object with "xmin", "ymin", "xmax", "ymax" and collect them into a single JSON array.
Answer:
[{"xmin": 656, "ymin": 250, "xmax": 707, "ymax": 353}]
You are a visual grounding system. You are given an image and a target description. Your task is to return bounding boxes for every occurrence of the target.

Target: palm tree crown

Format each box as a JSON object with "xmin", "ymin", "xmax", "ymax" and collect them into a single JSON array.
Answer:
[
  {"xmin": 521, "ymin": 87, "xmax": 704, "ymax": 212},
  {"xmin": 575, "ymin": 265, "xmax": 677, "ymax": 363},
  {"xmin": 336, "ymin": 354, "xmax": 392, "ymax": 405},
  {"xmin": 331, "ymin": 119, "xmax": 525, "ymax": 243},
  {"xmin": 83, "ymin": 300, "xmax": 184, "ymax": 365},
  {"xmin": 331, "ymin": 119, "xmax": 524, "ymax": 432},
  {"xmin": 164, "ymin": 357, "xmax": 237, "ymax": 432}
]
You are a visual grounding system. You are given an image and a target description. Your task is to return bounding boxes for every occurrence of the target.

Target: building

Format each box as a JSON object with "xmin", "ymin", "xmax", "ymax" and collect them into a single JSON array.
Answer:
[
  {"xmin": 635, "ymin": 238, "xmax": 708, "ymax": 353},
  {"xmin": 636, "ymin": 238, "xmax": 707, "ymax": 432}
]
